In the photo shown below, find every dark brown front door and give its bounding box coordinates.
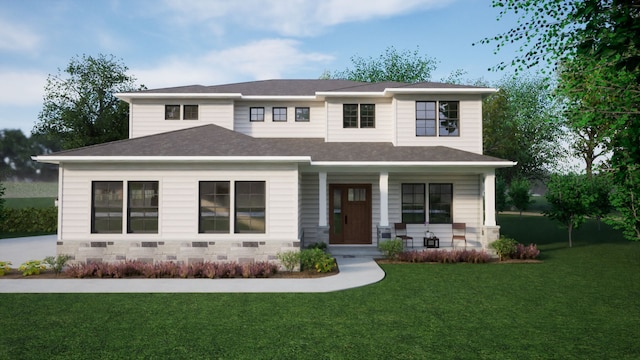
[329,184,372,244]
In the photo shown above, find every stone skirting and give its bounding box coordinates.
[57,239,301,266]
[482,225,501,248]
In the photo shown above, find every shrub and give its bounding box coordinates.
[514,243,541,260]
[490,236,518,260]
[379,239,404,259]
[0,261,11,276]
[0,207,57,233]
[397,249,491,264]
[306,242,327,251]
[314,256,336,273]
[276,250,301,271]
[43,255,72,275]
[300,248,336,273]
[19,260,47,276]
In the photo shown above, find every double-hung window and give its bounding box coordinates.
[416,101,459,136]
[429,183,452,224]
[272,107,287,122]
[92,181,123,233]
[184,105,199,120]
[343,104,375,128]
[250,107,265,122]
[235,181,265,233]
[295,107,310,122]
[199,181,230,233]
[343,104,358,128]
[128,181,159,233]
[401,184,425,224]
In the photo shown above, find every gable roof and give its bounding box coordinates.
[36,124,513,167]
[117,79,497,101]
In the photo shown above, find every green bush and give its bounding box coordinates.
[19,260,47,276]
[489,236,518,260]
[44,255,72,275]
[0,261,11,276]
[0,207,57,233]
[305,242,327,251]
[300,248,336,273]
[379,238,404,259]
[276,250,301,271]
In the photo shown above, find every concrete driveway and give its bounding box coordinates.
[0,235,57,265]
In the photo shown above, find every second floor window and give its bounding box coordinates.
[165,105,180,120]
[343,104,375,128]
[416,101,459,137]
[273,107,287,122]
[184,105,199,120]
[295,107,310,122]
[250,107,265,122]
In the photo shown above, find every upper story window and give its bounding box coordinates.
[165,105,198,120]
[343,104,375,128]
[273,107,287,122]
[295,107,310,122]
[165,105,180,120]
[250,107,265,122]
[416,101,459,137]
[184,105,199,120]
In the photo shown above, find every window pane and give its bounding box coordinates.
[343,104,358,128]
[439,101,459,136]
[272,107,287,122]
[184,105,198,120]
[128,181,159,233]
[401,183,425,224]
[429,183,452,224]
[360,104,375,128]
[416,101,436,137]
[295,107,310,122]
[250,107,264,122]
[235,181,265,233]
[165,105,180,120]
[199,181,230,233]
[92,181,123,233]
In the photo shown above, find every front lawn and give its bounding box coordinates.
[1,215,638,359]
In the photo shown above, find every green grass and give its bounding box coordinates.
[1,215,638,359]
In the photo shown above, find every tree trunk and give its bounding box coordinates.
[568,223,573,248]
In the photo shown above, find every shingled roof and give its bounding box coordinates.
[39,124,510,164]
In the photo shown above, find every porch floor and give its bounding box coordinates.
[328,241,483,257]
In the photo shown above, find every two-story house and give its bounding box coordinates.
[35,79,514,265]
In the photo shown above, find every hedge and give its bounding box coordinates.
[0,207,57,233]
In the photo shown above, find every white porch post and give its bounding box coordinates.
[484,171,497,226]
[318,172,327,227]
[379,171,389,226]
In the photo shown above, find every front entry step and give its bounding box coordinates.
[328,245,382,257]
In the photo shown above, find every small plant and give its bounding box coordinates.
[19,260,47,276]
[379,239,404,259]
[306,242,327,251]
[314,256,336,273]
[0,261,11,276]
[490,236,518,260]
[300,248,336,273]
[277,250,301,271]
[514,243,541,260]
[43,254,72,275]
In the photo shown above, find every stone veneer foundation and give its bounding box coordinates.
[56,239,301,265]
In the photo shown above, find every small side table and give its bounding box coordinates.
[424,235,440,248]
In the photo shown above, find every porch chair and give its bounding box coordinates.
[394,223,414,248]
[451,222,467,247]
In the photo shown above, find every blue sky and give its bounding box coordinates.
[0,0,522,135]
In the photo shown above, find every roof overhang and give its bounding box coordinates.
[115,93,243,102]
[384,88,498,98]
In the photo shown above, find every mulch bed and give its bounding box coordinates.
[375,258,542,265]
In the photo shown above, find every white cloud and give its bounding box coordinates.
[0,17,41,53]
[0,69,47,106]
[162,0,452,36]
[133,38,334,88]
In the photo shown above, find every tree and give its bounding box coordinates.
[607,166,640,241]
[0,129,60,181]
[478,0,640,240]
[544,173,593,247]
[324,46,438,83]
[507,178,532,216]
[33,54,145,149]
[483,75,564,183]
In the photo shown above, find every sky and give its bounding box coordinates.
[0,0,524,136]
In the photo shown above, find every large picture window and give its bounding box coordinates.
[429,183,452,224]
[128,181,159,233]
[401,184,425,224]
[235,181,265,233]
[199,181,230,233]
[416,101,459,137]
[92,181,123,233]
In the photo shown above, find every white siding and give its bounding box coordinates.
[300,173,319,243]
[326,98,393,142]
[129,99,234,138]
[233,101,325,138]
[389,173,483,244]
[58,163,299,242]
[395,94,483,153]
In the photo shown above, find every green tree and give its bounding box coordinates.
[495,176,508,212]
[507,178,531,216]
[483,75,564,183]
[606,166,640,241]
[544,173,593,247]
[33,54,145,149]
[324,46,438,83]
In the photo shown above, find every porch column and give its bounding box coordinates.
[318,172,327,227]
[483,171,496,226]
[379,171,389,226]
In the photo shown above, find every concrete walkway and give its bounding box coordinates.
[0,236,385,293]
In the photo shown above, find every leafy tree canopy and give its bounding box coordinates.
[33,54,145,149]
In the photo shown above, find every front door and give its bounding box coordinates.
[329,184,372,244]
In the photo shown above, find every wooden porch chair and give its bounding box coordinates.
[394,223,414,248]
[451,222,467,247]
